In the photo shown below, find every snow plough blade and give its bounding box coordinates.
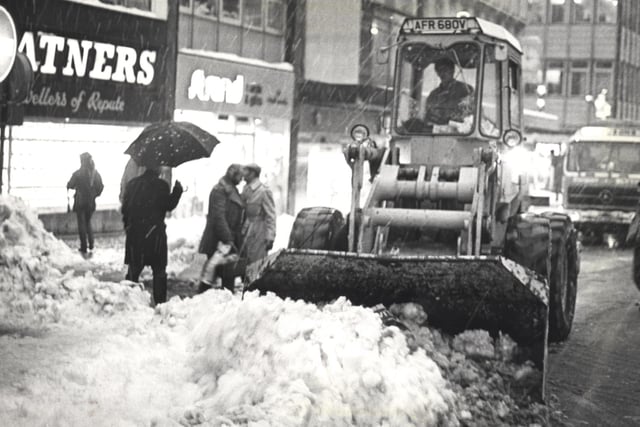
[246,249,549,398]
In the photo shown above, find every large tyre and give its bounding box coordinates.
[633,245,640,291]
[542,212,578,342]
[504,214,551,276]
[288,207,345,250]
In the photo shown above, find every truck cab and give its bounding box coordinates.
[562,125,640,245]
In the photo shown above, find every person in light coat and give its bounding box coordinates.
[241,163,276,264]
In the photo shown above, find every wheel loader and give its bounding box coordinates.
[245,17,579,400]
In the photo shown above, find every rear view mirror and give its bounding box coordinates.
[495,42,508,61]
[376,46,390,64]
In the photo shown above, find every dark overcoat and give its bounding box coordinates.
[198,177,245,257]
[67,168,104,212]
[122,170,182,268]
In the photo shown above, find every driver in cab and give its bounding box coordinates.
[424,58,474,125]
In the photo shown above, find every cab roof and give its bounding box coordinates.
[400,17,522,53]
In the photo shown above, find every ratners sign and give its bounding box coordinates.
[176,50,294,120]
[2,0,173,123]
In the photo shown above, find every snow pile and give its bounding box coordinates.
[391,303,548,426]
[0,196,148,330]
[158,291,461,426]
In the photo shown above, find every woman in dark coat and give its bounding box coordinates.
[67,152,104,256]
[198,164,245,291]
[121,167,183,305]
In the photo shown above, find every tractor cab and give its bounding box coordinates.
[392,17,524,166]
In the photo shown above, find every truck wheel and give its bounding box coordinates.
[288,207,345,250]
[504,214,551,276]
[633,245,640,290]
[542,213,578,342]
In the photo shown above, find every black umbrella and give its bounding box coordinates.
[124,121,220,168]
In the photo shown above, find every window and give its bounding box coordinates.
[572,0,594,22]
[570,61,588,96]
[480,48,501,138]
[594,60,613,95]
[509,61,521,129]
[243,0,262,28]
[395,42,479,135]
[527,0,547,23]
[194,0,217,17]
[266,0,284,32]
[550,0,567,23]
[546,61,565,95]
[596,0,617,23]
[180,0,191,9]
[221,0,240,20]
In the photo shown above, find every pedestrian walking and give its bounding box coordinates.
[198,164,245,292]
[241,163,276,264]
[66,152,104,257]
[121,166,183,305]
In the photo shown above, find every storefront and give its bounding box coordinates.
[173,49,294,216]
[2,0,175,215]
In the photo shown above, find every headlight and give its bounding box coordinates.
[503,129,523,148]
[350,124,370,142]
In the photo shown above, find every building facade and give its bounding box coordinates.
[175,0,292,216]
[3,0,177,221]
[292,0,528,212]
[521,0,620,134]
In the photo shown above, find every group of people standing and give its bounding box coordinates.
[66,154,276,306]
[197,163,277,293]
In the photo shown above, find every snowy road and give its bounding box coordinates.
[548,247,640,427]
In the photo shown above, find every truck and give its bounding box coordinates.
[245,16,579,399]
[561,125,640,246]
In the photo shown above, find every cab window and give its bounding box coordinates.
[480,46,501,138]
[509,60,521,129]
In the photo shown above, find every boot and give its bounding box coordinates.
[153,273,167,305]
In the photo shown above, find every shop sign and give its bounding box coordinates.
[2,0,171,123]
[177,52,293,120]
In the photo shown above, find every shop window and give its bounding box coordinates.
[527,0,547,23]
[546,61,565,95]
[509,60,521,128]
[266,0,284,32]
[194,0,218,17]
[569,61,588,96]
[243,0,262,28]
[222,0,240,21]
[572,0,594,22]
[596,0,617,23]
[550,0,567,23]
[594,60,613,94]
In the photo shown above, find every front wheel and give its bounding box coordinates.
[633,246,640,291]
[542,213,578,342]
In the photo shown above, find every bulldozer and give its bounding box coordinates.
[245,17,579,399]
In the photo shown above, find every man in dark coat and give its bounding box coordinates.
[67,152,104,256]
[424,58,475,125]
[198,164,245,292]
[122,167,183,305]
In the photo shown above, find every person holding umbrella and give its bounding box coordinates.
[121,166,183,305]
[123,120,220,304]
